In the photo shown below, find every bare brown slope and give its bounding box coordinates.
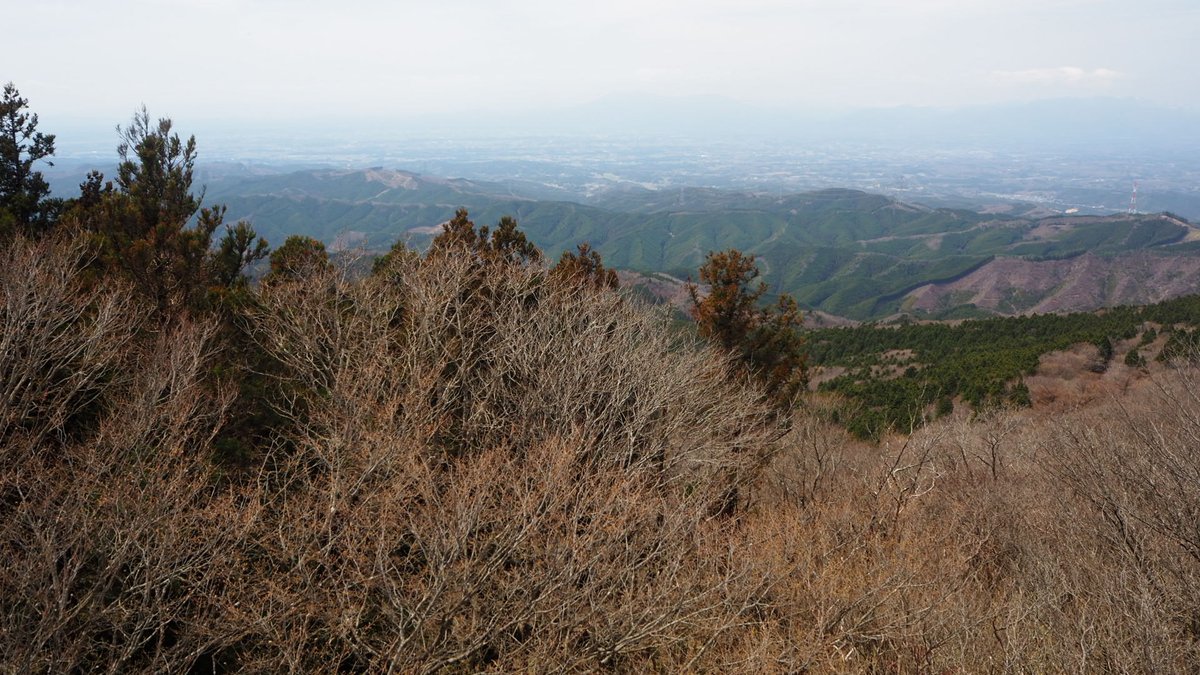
[905,251,1200,315]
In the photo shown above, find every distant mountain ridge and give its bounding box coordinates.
[206,167,1200,320]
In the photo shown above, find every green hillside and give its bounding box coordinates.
[808,293,1200,438]
[209,168,1198,319]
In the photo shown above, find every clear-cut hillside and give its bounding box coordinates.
[904,250,1200,316]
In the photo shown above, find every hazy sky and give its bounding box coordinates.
[9,0,1199,126]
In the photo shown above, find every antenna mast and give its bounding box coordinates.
[1128,180,1138,214]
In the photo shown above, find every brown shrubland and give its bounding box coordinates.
[3,235,1200,672]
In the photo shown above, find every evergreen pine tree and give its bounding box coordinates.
[0,82,60,238]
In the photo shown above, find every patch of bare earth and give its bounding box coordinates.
[906,252,1200,316]
[803,310,858,328]
[806,365,846,390]
[617,270,697,314]
[362,168,419,190]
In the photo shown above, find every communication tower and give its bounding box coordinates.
[1128,180,1138,214]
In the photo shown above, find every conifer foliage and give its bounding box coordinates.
[264,234,329,284]
[550,242,619,290]
[689,249,807,408]
[60,107,267,316]
[428,207,541,264]
[0,82,60,238]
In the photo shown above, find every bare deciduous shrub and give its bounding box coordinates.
[228,255,783,669]
[762,399,850,508]
[252,255,781,484]
[1044,356,1200,671]
[8,235,1200,672]
[1,317,244,671]
[734,424,987,672]
[222,433,772,672]
[740,387,1200,673]
[0,236,140,452]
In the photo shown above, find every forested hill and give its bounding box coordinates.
[204,167,1200,320]
[806,292,1200,439]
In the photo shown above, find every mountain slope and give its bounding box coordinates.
[904,250,1200,316]
[208,167,1200,320]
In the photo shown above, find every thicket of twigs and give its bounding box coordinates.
[3,234,1200,672]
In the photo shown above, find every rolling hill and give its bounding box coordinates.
[206,167,1200,320]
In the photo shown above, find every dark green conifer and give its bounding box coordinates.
[0,82,60,238]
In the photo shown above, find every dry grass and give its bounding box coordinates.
[728,371,1200,673]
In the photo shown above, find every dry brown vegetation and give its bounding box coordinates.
[4,234,1200,672]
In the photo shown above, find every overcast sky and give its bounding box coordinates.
[9,0,1199,127]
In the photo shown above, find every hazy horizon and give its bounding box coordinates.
[11,0,1199,137]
